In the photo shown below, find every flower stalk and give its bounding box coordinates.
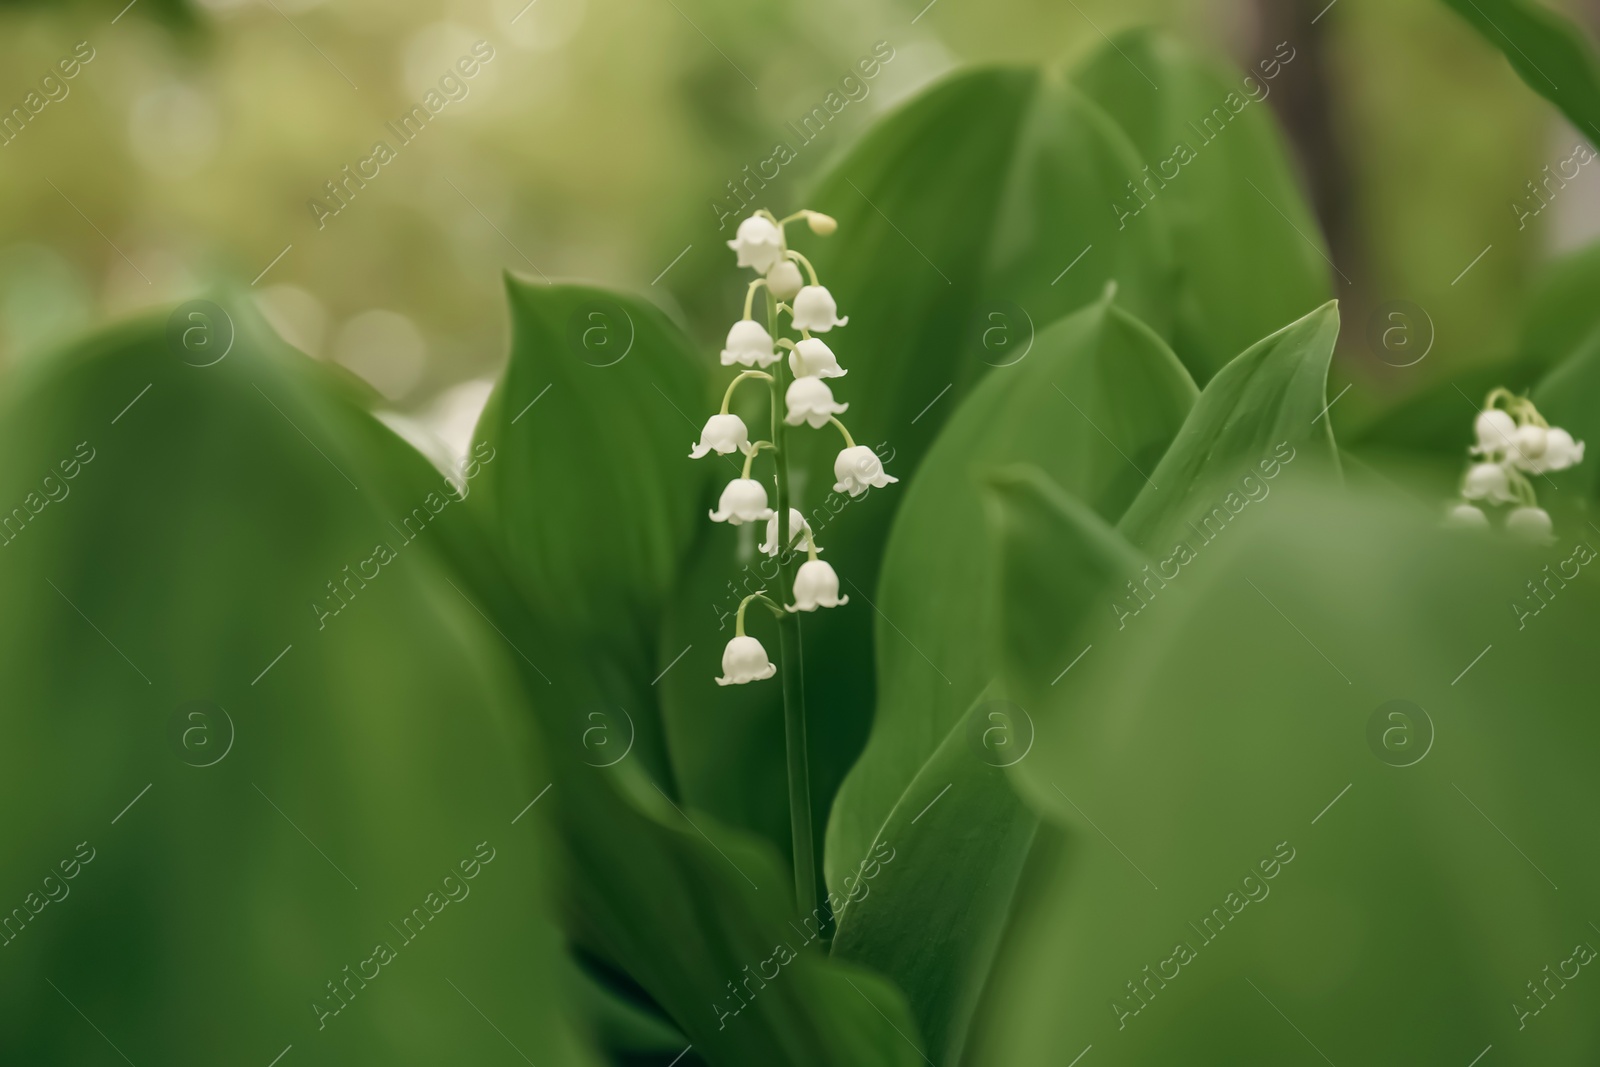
[700,207,893,925]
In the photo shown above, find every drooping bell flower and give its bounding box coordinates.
[710,478,775,525]
[1506,505,1554,543]
[791,285,848,332]
[789,336,846,379]
[717,635,777,685]
[833,444,897,497]
[721,320,778,368]
[726,215,783,273]
[690,413,750,459]
[785,376,848,429]
[760,508,812,557]
[787,560,848,611]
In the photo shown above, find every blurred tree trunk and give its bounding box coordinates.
[1251,0,1366,303]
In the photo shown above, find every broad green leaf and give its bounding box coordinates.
[973,482,1600,1065]
[826,299,1193,1061]
[830,467,1151,1065]
[0,300,593,1065]
[1073,28,1334,384]
[1117,300,1342,551]
[1521,240,1600,375]
[658,65,1179,867]
[461,281,928,1066]
[1439,0,1600,143]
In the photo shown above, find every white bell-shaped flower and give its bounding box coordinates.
[717,635,776,685]
[690,413,750,459]
[766,259,804,301]
[760,508,812,557]
[789,337,847,379]
[791,285,849,332]
[726,215,783,273]
[785,376,848,429]
[1506,506,1554,543]
[1461,462,1515,503]
[1443,503,1489,530]
[1529,427,1585,473]
[710,478,775,525]
[833,445,898,497]
[721,319,779,368]
[1508,424,1548,470]
[787,560,848,611]
[1472,408,1517,457]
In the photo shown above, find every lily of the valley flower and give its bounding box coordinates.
[710,478,774,525]
[1506,505,1555,543]
[1444,503,1489,530]
[791,285,849,332]
[1462,462,1515,503]
[690,413,750,458]
[785,376,848,428]
[718,635,777,685]
[787,559,848,611]
[726,215,784,273]
[767,259,804,301]
[1447,389,1584,538]
[834,444,897,497]
[760,508,812,557]
[722,319,779,368]
[789,336,846,379]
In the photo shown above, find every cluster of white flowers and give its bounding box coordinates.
[1446,389,1584,542]
[690,209,898,685]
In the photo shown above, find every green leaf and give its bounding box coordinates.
[825,298,1193,1061]
[1532,319,1600,502]
[1438,0,1600,142]
[461,281,929,1066]
[1116,300,1342,551]
[0,299,594,1065]
[1073,28,1334,384]
[973,481,1600,1064]
[829,466,1152,1064]
[658,64,1180,865]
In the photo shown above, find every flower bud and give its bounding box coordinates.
[766,259,804,301]
[804,210,837,235]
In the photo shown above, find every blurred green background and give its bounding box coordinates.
[0,0,1594,437]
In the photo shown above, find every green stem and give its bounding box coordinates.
[786,249,820,286]
[828,416,856,449]
[721,370,772,414]
[743,279,769,320]
[767,286,819,926]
